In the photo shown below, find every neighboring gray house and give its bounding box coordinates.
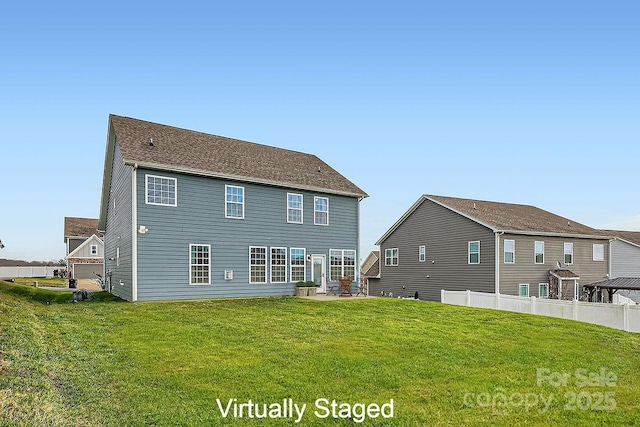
[64,217,104,279]
[604,230,640,278]
[98,115,367,301]
[371,195,611,302]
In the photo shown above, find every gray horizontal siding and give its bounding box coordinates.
[135,169,360,301]
[372,198,495,301]
[103,142,134,301]
[610,240,640,278]
[499,234,609,297]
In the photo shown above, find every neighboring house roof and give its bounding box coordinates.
[363,258,380,279]
[64,217,102,242]
[377,194,610,245]
[66,234,104,259]
[584,277,640,291]
[109,115,368,198]
[603,230,640,248]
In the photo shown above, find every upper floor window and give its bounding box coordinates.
[189,244,210,285]
[330,249,356,281]
[225,185,244,219]
[146,174,177,206]
[419,245,426,262]
[534,241,545,264]
[314,197,329,225]
[287,193,303,224]
[564,243,573,265]
[504,239,515,264]
[90,245,98,256]
[593,244,604,261]
[468,241,480,264]
[385,248,398,266]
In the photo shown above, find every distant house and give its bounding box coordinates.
[360,251,379,290]
[370,195,611,301]
[64,217,104,279]
[604,230,640,278]
[97,115,367,301]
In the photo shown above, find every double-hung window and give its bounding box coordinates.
[468,241,480,264]
[593,244,604,261]
[329,249,356,281]
[249,247,267,283]
[504,239,515,264]
[564,243,573,265]
[290,248,306,282]
[519,283,529,297]
[225,185,244,219]
[539,283,549,298]
[419,245,426,262]
[314,197,329,225]
[146,174,177,206]
[271,247,287,283]
[190,244,210,285]
[90,245,98,256]
[534,241,545,264]
[385,248,398,266]
[287,193,303,223]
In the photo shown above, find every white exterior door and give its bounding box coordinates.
[312,255,326,293]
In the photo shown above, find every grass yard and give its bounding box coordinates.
[12,277,67,288]
[1,280,639,426]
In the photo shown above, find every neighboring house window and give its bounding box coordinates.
[593,244,604,261]
[385,248,398,266]
[539,283,549,299]
[468,241,480,264]
[419,245,426,262]
[314,197,329,226]
[146,174,177,206]
[271,247,287,283]
[287,193,303,224]
[330,249,356,281]
[534,241,545,264]
[564,243,573,265]
[519,284,529,297]
[290,248,306,282]
[249,247,267,283]
[189,244,210,285]
[90,245,98,256]
[504,239,515,264]
[116,247,120,267]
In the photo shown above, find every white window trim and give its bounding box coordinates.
[225,184,245,219]
[145,174,177,207]
[534,241,545,264]
[539,283,549,299]
[287,193,304,224]
[249,246,268,284]
[314,196,329,226]
[385,248,398,266]
[504,239,515,264]
[468,241,480,264]
[189,244,211,286]
[419,245,426,262]
[270,247,288,284]
[290,248,306,282]
[90,245,98,256]
[593,244,605,261]
[564,242,574,265]
[330,249,357,281]
[519,283,530,297]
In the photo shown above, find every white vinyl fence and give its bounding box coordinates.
[0,266,60,279]
[441,289,640,333]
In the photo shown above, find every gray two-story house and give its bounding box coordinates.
[370,194,611,302]
[98,115,367,301]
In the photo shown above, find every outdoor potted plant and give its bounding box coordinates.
[306,281,317,296]
[295,281,309,297]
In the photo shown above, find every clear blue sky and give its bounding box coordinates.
[1,1,638,261]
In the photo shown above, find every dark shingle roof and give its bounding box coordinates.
[427,195,604,236]
[584,277,640,290]
[64,217,101,241]
[603,230,640,246]
[109,115,367,198]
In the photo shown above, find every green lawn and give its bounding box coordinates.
[1,280,639,426]
[12,277,67,288]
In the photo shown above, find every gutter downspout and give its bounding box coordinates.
[495,231,504,295]
[132,163,138,301]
